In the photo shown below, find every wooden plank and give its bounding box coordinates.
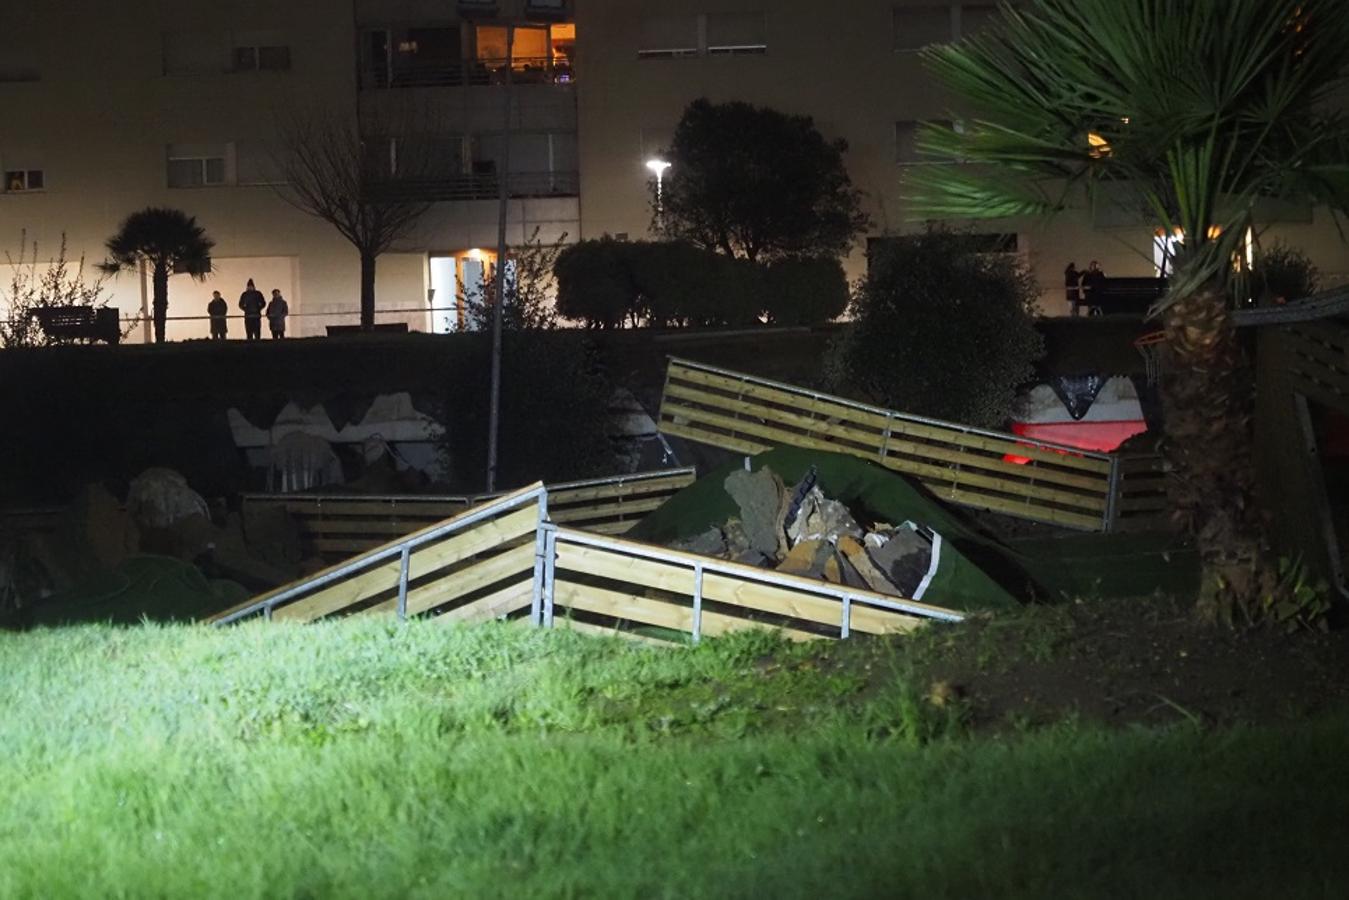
[698,572,921,636]
[930,481,1105,530]
[312,538,384,555]
[659,419,771,456]
[549,496,670,524]
[433,580,534,624]
[276,500,473,518]
[665,382,1109,492]
[554,542,925,636]
[298,519,444,536]
[666,363,1112,474]
[366,542,539,619]
[663,402,1108,513]
[552,580,822,642]
[549,474,697,505]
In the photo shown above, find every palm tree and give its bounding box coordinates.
[906,0,1349,622]
[100,208,214,344]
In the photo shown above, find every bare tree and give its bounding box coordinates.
[271,100,442,329]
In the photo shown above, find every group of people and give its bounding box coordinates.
[1064,260,1107,316]
[207,279,289,341]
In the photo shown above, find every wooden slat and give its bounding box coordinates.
[549,496,670,524]
[431,579,534,624]
[272,500,473,518]
[663,402,1107,513]
[554,543,924,636]
[664,382,1109,492]
[549,473,696,505]
[666,363,1112,474]
[363,542,538,619]
[552,580,822,642]
[298,519,443,536]
[660,419,770,456]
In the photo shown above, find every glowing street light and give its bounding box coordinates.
[646,158,671,219]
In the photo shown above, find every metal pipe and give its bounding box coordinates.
[530,493,549,626]
[485,22,515,494]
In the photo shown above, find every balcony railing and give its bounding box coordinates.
[372,170,579,202]
[362,56,574,90]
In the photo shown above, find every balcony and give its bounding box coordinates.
[372,170,579,202]
[361,55,574,90]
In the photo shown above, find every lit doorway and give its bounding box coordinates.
[427,249,500,333]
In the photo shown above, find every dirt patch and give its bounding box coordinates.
[887,595,1349,731]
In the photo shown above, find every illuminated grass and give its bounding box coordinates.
[1,620,1346,898]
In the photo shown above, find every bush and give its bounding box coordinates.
[763,258,850,326]
[1253,242,1319,305]
[828,229,1044,428]
[554,238,640,329]
[554,240,848,329]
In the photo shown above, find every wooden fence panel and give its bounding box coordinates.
[657,358,1115,531]
[242,468,697,561]
[1287,323,1349,414]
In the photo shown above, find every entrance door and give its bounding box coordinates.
[428,255,458,333]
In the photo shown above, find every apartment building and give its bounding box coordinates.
[0,0,578,340]
[2,1,1345,342]
[574,0,1349,309]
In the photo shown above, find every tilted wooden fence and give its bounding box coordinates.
[657,358,1120,531]
[210,482,964,642]
[240,468,697,561]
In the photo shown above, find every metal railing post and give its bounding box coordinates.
[542,528,558,628]
[530,493,550,627]
[395,545,411,621]
[691,563,705,645]
[840,594,853,639]
[1104,455,1123,532]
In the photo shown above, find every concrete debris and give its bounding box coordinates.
[678,464,940,602]
[723,467,788,558]
[127,468,211,530]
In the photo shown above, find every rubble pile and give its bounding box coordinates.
[671,465,937,599]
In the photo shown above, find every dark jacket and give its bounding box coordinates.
[266,296,289,322]
[208,297,227,318]
[239,289,265,316]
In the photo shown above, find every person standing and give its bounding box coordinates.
[239,279,265,341]
[1081,260,1107,315]
[266,289,289,339]
[207,290,228,340]
[1064,262,1082,316]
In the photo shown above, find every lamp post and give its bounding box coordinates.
[646,158,671,224]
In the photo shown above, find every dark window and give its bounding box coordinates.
[4,170,44,191]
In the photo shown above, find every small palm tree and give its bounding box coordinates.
[100,208,214,343]
[906,0,1349,622]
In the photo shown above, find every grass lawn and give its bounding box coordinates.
[3,615,1349,899]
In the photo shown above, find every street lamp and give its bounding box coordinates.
[646,158,671,220]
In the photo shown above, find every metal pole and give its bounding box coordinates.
[542,528,558,627]
[530,497,550,627]
[840,594,853,639]
[485,22,515,493]
[691,562,705,645]
[396,544,411,621]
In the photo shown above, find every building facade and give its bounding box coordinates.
[1,0,1345,343]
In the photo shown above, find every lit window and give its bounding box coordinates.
[4,169,44,192]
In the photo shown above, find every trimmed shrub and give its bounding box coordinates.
[554,238,638,328]
[828,229,1044,428]
[1254,242,1319,305]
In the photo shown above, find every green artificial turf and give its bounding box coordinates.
[1,619,1346,899]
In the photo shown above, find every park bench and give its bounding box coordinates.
[32,306,121,345]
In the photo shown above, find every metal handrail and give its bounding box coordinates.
[542,524,966,641]
[212,483,547,625]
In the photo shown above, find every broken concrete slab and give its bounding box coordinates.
[777,538,831,578]
[837,535,903,595]
[786,487,863,547]
[724,467,788,558]
[671,526,727,558]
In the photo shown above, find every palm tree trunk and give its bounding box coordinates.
[152,261,169,344]
[1160,282,1272,622]
[359,253,377,329]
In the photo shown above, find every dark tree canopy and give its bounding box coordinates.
[100,207,214,344]
[657,99,869,262]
